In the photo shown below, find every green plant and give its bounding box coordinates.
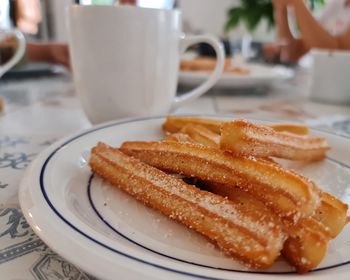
[225,0,325,32]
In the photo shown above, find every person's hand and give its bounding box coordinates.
[263,38,307,64]
[48,43,70,69]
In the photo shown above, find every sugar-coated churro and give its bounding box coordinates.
[163,116,222,134]
[271,124,309,135]
[314,192,350,238]
[173,125,347,238]
[120,141,321,220]
[206,183,332,273]
[220,119,329,161]
[283,217,331,273]
[90,142,286,269]
[179,124,220,148]
[163,116,310,135]
[165,132,197,144]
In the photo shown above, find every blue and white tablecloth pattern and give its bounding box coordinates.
[0,135,96,280]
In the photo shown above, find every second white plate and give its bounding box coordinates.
[179,64,294,88]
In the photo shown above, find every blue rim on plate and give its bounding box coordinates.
[38,116,350,279]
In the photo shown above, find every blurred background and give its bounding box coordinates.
[1,0,345,89]
[0,0,330,64]
[0,0,284,44]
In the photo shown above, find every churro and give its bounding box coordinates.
[163,116,222,134]
[90,142,286,269]
[120,141,321,220]
[220,119,329,161]
[271,124,309,135]
[283,217,331,273]
[165,132,196,144]
[163,116,310,135]
[174,125,347,238]
[314,192,350,238]
[206,183,332,273]
[179,124,220,148]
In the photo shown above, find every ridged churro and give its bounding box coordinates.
[314,192,349,238]
[169,125,347,238]
[163,116,222,134]
[179,124,220,147]
[89,142,286,269]
[163,116,310,135]
[220,119,329,161]
[271,124,309,135]
[283,217,331,273]
[165,132,197,144]
[206,183,332,273]
[120,141,321,220]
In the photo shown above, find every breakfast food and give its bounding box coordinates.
[180,57,250,75]
[314,192,350,238]
[206,183,332,273]
[283,217,331,273]
[163,116,310,135]
[163,116,222,134]
[90,142,286,268]
[220,119,329,161]
[165,132,196,144]
[271,123,309,135]
[120,141,321,220]
[177,124,219,147]
[170,119,348,237]
[88,116,349,273]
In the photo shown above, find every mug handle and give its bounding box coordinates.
[171,34,225,110]
[0,30,26,78]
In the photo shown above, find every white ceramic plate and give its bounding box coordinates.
[179,65,294,88]
[19,116,350,280]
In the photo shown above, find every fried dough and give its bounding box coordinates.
[220,119,329,161]
[90,142,286,268]
[314,192,349,238]
[163,116,310,135]
[179,124,220,147]
[206,184,331,273]
[120,141,321,220]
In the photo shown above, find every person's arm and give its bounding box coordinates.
[16,0,42,34]
[26,42,70,68]
[290,0,338,49]
[273,0,294,40]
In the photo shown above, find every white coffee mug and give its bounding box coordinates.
[309,49,350,104]
[0,29,26,78]
[69,5,225,124]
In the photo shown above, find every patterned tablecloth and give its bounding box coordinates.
[0,76,350,280]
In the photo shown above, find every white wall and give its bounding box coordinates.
[49,0,73,42]
[178,0,238,36]
[178,0,275,42]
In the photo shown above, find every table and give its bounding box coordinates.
[1,74,350,279]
